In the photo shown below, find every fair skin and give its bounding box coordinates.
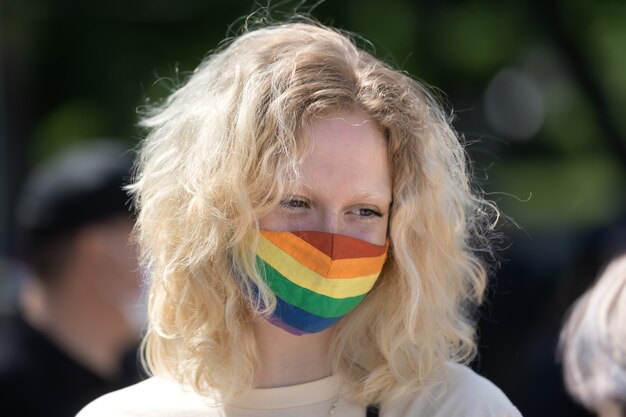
[255,109,392,388]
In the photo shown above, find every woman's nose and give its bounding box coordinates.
[319,211,340,235]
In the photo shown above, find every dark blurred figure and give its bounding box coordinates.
[477,214,626,417]
[0,141,145,417]
[559,254,626,417]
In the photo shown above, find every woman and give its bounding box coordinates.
[559,254,626,417]
[79,20,521,417]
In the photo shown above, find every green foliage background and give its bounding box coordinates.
[2,1,625,415]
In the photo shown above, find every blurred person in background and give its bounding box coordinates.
[559,254,626,417]
[0,141,145,417]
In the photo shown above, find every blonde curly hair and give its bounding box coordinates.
[560,254,626,413]
[129,20,497,404]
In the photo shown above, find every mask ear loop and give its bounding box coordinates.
[385,199,394,254]
[384,124,393,243]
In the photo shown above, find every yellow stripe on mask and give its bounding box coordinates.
[257,236,381,298]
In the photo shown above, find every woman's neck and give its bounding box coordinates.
[253,319,334,388]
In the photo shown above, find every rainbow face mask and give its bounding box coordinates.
[254,230,388,335]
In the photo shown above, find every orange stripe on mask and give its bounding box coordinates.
[260,231,387,279]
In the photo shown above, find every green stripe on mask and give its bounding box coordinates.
[256,257,367,318]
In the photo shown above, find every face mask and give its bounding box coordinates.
[254,230,388,335]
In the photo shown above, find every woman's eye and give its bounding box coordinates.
[280,199,309,209]
[352,208,382,218]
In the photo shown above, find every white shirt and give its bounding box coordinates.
[78,363,522,417]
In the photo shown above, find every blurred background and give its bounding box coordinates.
[1,0,625,416]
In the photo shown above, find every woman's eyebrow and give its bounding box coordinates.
[351,191,393,204]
